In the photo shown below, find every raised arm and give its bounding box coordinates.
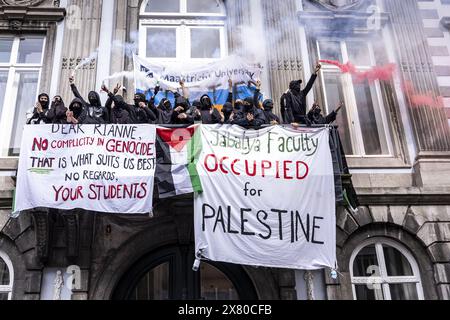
[302,62,321,96]
[227,79,233,103]
[69,76,88,105]
[253,80,262,108]
[180,80,190,99]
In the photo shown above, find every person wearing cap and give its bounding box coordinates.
[280,62,322,125]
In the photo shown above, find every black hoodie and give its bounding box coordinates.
[199,94,222,124]
[280,74,317,124]
[307,107,337,125]
[68,97,88,124]
[262,99,280,124]
[105,93,133,124]
[27,93,51,125]
[46,97,68,124]
[232,97,266,127]
[171,95,194,125]
[132,93,157,124]
[222,102,233,124]
[149,98,173,124]
[71,84,109,124]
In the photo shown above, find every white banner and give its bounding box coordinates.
[14,124,156,214]
[134,55,262,105]
[194,125,336,270]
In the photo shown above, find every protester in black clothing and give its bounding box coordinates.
[251,80,280,125]
[144,84,174,125]
[101,83,133,124]
[132,93,157,124]
[222,102,234,124]
[171,95,194,125]
[307,101,344,125]
[27,93,51,124]
[46,96,68,124]
[232,96,266,127]
[233,99,244,114]
[280,62,322,125]
[187,99,202,122]
[65,98,87,124]
[222,78,237,124]
[197,94,222,124]
[70,76,109,124]
[151,97,173,124]
[262,99,280,125]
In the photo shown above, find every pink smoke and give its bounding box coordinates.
[319,59,397,83]
[402,81,444,109]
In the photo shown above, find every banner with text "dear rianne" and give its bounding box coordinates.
[194,125,336,270]
[14,124,156,215]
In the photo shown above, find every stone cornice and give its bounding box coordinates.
[356,187,450,205]
[0,5,65,23]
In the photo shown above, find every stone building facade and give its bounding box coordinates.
[1,0,450,300]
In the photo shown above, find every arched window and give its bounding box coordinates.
[139,0,227,63]
[129,261,239,300]
[350,238,424,300]
[0,251,13,300]
[112,246,257,300]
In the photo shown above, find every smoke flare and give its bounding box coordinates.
[319,59,396,83]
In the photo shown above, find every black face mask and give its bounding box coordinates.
[264,103,274,111]
[71,104,82,117]
[201,97,211,109]
[88,93,98,106]
[39,98,49,109]
[163,101,171,110]
[313,106,322,115]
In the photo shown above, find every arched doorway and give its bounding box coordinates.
[112,245,258,300]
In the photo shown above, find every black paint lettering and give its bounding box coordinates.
[202,204,216,232]
[312,216,325,245]
[240,208,255,236]
[226,205,239,234]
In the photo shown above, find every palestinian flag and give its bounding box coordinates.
[156,125,203,198]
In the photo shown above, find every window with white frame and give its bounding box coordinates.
[0,36,45,157]
[139,0,227,63]
[350,238,424,300]
[0,251,14,300]
[317,39,393,156]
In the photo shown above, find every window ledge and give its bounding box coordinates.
[347,156,410,169]
[0,158,18,171]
